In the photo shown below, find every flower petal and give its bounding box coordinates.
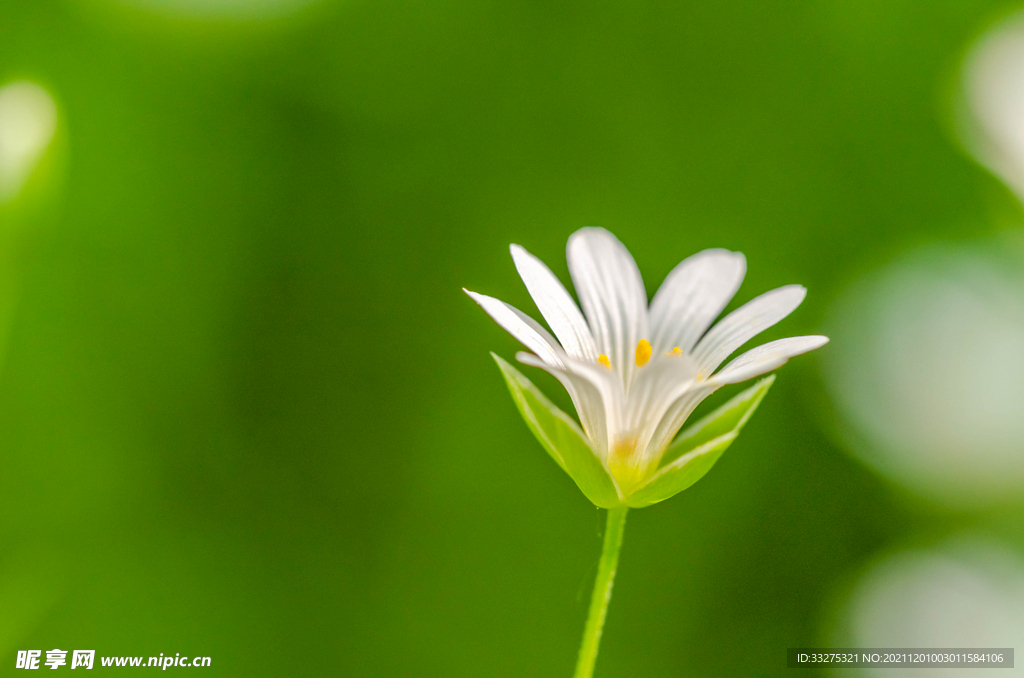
[625,376,774,507]
[658,375,774,468]
[567,227,649,390]
[649,249,746,354]
[622,353,700,466]
[510,244,599,362]
[493,354,622,508]
[517,351,623,456]
[640,382,718,462]
[464,289,564,368]
[709,335,828,385]
[692,284,807,377]
[625,353,699,431]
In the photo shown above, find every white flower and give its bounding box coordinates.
[466,227,827,500]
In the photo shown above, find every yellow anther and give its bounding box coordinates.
[597,354,611,369]
[664,347,683,356]
[635,339,652,367]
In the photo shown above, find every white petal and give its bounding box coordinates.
[642,383,718,459]
[710,335,829,385]
[640,335,827,461]
[464,289,565,368]
[510,244,599,362]
[517,351,624,456]
[567,227,649,390]
[649,249,746,354]
[624,354,704,466]
[692,284,807,376]
[624,352,699,440]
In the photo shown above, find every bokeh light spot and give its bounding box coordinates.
[823,242,1024,507]
[962,11,1024,200]
[0,81,57,204]
[834,538,1024,677]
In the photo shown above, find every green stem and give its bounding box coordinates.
[573,506,629,678]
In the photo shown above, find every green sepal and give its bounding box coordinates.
[624,375,774,508]
[492,353,622,508]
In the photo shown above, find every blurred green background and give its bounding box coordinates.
[2,0,1024,676]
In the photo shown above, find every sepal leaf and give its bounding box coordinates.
[492,353,622,508]
[624,376,774,508]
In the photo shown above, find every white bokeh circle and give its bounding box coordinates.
[823,242,1024,507]
[834,538,1024,677]
[0,81,57,204]
[963,11,1024,199]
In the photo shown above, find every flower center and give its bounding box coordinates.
[597,354,611,369]
[608,435,645,493]
[635,339,652,367]
[664,346,683,356]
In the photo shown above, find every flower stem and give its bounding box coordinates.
[573,505,629,678]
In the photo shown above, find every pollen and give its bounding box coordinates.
[635,339,652,367]
[597,354,611,369]
[664,346,683,356]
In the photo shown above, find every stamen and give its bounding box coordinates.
[635,339,652,367]
[664,347,683,356]
[597,354,611,369]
